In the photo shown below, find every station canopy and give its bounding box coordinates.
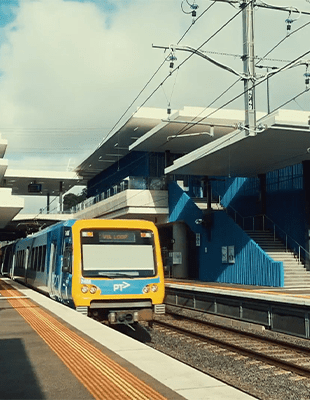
[75,106,250,179]
[3,169,83,196]
[165,109,310,177]
[76,106,310,180]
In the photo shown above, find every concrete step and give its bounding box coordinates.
[285,268,309,271]
[284,277,310,281]
[284,275,310,279]
[244,229,310,287]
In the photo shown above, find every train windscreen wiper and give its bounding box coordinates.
[109,273,136,278]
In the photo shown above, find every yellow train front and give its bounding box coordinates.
[69,219,165,325]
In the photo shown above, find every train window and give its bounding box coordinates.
[32,248,37,271]
[81,229,156,278]
[38,247,42,271]
[30,248,34,270]
[62,243,72,274]
[17,250,25,268]
[33,247,38,271]
[41,245,47,272]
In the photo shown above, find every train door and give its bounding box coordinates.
[10,253,16,279]
[48,242,57,299]
[25,248,29,274]
[60,227,73,304]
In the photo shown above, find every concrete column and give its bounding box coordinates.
[165,150,172,168]
[47,193,50,214]
[202,176,212,209]
[303,161,310,269]
[59,182,63,213]
[172,222,188,278]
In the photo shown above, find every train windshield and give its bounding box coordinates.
[81,229,156,278]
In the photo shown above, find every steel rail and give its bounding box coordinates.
[154,316,310,378]
[165,309,310,354]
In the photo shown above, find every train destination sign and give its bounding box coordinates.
[99,231,136,243]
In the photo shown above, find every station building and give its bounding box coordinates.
[72,106,310,288]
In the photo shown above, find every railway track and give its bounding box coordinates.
[154,309,310,379]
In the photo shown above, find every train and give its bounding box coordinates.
[0,219,165,327]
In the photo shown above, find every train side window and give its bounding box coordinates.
[28,249,32,270]
[41,245,47,272]
[21,251,24,267]
[16,251,20,268]
[63,244,72,274]
[37,247,42,271]
[31,248,35,270]
[34,247,38,271]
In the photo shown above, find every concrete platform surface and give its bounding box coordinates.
[1,278,257,400]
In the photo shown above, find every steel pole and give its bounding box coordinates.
[241,0,256,136]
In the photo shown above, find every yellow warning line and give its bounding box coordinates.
[0,280,167,400]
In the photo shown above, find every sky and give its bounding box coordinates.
[0,0,309,212]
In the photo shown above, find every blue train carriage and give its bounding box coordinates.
[8,219,165,326]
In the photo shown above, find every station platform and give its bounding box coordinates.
[165,279,310,338]
[0,277,255,400]
[165,278,310,305]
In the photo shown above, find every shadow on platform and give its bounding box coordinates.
[0,338,45,399]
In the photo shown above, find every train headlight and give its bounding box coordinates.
[81,285,89,293]
[89,286,97,294]
[151,284,158,292]
[142,286,150,294]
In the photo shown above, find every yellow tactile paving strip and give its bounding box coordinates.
[0,280,167,400]
[166,279,310,299]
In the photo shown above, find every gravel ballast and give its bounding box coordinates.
[145,307,310,400]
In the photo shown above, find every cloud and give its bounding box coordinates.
[0,0,309,172]
[0,1,243,167]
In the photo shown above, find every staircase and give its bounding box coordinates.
[245,230,310,288]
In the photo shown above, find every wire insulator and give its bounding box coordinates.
[285,18,294,31]
[305,67,310,86]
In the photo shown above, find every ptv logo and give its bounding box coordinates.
[113,281,130,292]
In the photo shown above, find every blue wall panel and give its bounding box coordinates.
[202,212,284,286]
[168,182,284,287]
[266,190,306,252]
[211,164,307,254]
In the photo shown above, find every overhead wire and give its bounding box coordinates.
[177,1,216,44]
[30,1,310,215]
[99,1,217,146]
[75,3,253,186]
[33,6,310,219]
[118,1,250,132]
[256,19,310,67]
[161,49,310,145]
[74,2,264,190]
[269,87,310,114]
